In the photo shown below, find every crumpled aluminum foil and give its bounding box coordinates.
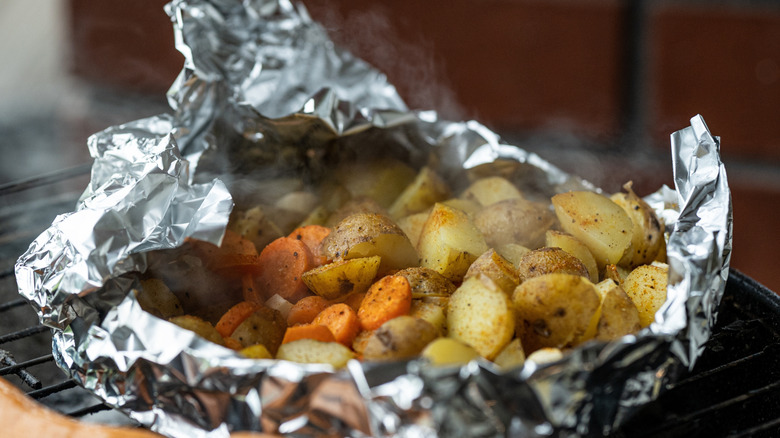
[15,0,731,437]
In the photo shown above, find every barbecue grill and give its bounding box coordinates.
[1,165,779,437]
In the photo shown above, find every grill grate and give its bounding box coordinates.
[0,168,779,436]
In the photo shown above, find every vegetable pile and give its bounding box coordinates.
[136,157,668,369]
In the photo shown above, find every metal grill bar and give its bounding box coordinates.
[0,325,48,344]
[0,354,53,376]
[0,163,91,196]
[27,380,78,399]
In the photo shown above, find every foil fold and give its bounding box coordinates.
[16,0,731,436]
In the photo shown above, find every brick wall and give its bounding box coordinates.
[68,0,780,293]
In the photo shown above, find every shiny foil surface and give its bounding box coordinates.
[15,1,731,437]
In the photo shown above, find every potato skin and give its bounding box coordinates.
[512,273,600,353]
[515,247,590,283]
[321,213,419,274]
[610,183,666,269]
[362,316,439,361]
[394,267,457,298]
[464,249,520,295]
[474,198,556,250]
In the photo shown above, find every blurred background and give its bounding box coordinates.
[1,0,779,293]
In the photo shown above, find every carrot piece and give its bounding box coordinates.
[222,336,243,350]
[313,303,360,346]
[341,292,367,313]
[282,324,336,344]
[215,301,262,338]
[255,236,315,303]
[288,225,331,266]
[189,230,262,275]
[357,275,413,331]
[287,295,331,326]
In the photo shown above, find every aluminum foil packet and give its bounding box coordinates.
[16,0,731,437]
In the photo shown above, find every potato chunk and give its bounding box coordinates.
[551,191,633,269]
[388,166,451,219]
[515,247,590,283]
[594,279,642,340]
[622,263,668,327]
[474,198,555,250]
[512,273,600,353]
[229,307,286,354]
[135,278,184,319]
[610,183,666,268]
[362,316,439,361]
[277,339,356,368]
[447,275,515,360]
[464,249,520,295]
[418,203,488,282]
[545,231,599,283]
[460,176,524,206]
[321,213,419,275]
[421,337,480,366]
[301,256,381,301]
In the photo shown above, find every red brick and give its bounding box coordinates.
[68,0,182,93]
[306,0,626,139]
[729,178,780,295]
[649,4,780,161]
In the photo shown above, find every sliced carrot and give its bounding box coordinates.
[189,230,262,275]
[255,236,315,303]
[357,275,412,331]
[312,303,360,346]
[288,225,331,266]
[341,292,367,313]
[281,324,336,344]
[215,301,262,338]
[287,295,330,326]
[222,336,243,351]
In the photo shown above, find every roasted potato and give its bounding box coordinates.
[135,278,184,319]
[474,198,556,249]
[512,273,600,353]
[409,299,447,335]
[464,249,520,295]
[277,339,356,368]
[594,279,642,341]
[388,166,451,219]
[321,213,419,275]
[417,203,489,282]
[610,183,666,268]
[622,262,668,327]
[439,198,482,218]
[228,205,284,252]
[460,176,524,206]
[334,158,417,209]
[494,243,531,267]
[396,212,429,248]
[420,337,480,366]
[447,275,515,360]
[229,307,286,354]
[492,338,526,369]
[394,267,457,298]
[169,315,225,346]
[551,191,633,269]
[545,230,599,283]
[361,316,439,361]
[301,256,381,300]
[515,247,590,283]
[324,196,387,228]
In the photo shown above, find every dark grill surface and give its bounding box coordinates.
[1,168,779,436]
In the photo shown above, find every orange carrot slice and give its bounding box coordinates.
[254,236,315,303]
[215,301,262,338]
[281,324,336,344]
[287,295,330,326]
[312,303,360,346]
[288,225,331,266]
[357,275,412,331]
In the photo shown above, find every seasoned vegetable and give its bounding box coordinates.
[418,203,488,282]
[361,316,439,361]
[551,191,633,269]
[357,275,413,331]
